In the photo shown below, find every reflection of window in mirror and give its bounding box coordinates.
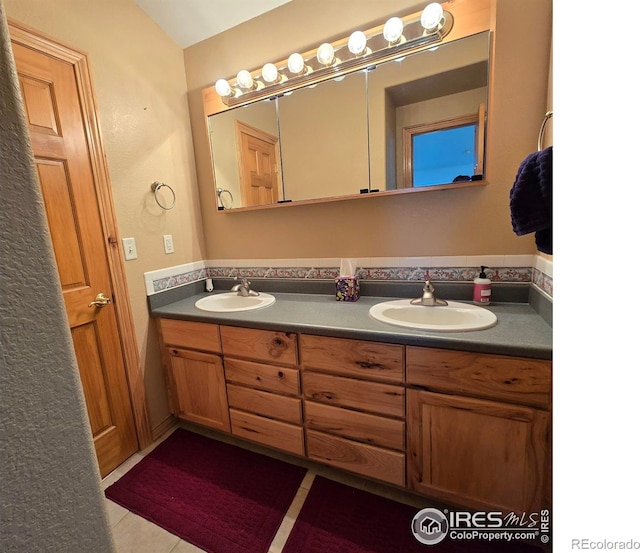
[402,104,485,188]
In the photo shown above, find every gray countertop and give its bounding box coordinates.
[151,290,552,360]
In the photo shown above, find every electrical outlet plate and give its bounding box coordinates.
[163,234,174,254]
[122,237,137,260]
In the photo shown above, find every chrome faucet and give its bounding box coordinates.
[230,277,259,297]
[410,279,448,307]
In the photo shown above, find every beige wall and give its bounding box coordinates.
[4,0,205,431]
[185,0,552,259]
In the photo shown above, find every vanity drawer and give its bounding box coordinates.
[301,334,403,382]
[305,401,404,451]
[228,384,303,424]
[229,409,304,456]
[303,371,405,418]
[406,347,552,409]
[224,357,300,395]
[221,326,298,366]
[158,318,221,353]
[306,430,405,487]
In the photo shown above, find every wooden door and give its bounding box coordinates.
[235,121,281,206]
[10,31,139,477]
[407,389,548,513]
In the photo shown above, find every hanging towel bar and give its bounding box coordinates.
[151,181,176,210]
[537,110,553,152]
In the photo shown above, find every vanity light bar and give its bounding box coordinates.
[214,2,452,107]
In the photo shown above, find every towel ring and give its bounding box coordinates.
[151,181,176,210]
[537,111,553,152]
[216,187,234,210]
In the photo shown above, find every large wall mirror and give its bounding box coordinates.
[368,31,489,193]
[208,98,281,209]
[278,70,369,203]
[207,31,490,211]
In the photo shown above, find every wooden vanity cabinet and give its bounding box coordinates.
[157,319,230,432]
[157,317,551,513]
[300,334,406,487]
[220,326,305,456]
[406,346,552,513]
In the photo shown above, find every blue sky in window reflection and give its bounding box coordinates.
[413,124,476,186]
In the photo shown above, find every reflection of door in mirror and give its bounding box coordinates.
[235,121,281,206]
[208,98,279,209]
[402,103,485,187]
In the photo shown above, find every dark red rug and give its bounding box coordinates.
[104,428,307,553]
[282,476,545,553]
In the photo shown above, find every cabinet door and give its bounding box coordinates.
[300,334,404,382]
[169,348,230,432]
[229,409,304,456]
[407,389,548,513]
[159,318,221,352]
[225,357,300,395]
[221,326,298,366]
[306,430,405,487]
[303,371,405,418]
[406,346,551,409]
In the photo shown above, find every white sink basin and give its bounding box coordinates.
[195,292,276,313]
[369,299,497,332]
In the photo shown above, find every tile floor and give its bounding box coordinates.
[101,422,429,553]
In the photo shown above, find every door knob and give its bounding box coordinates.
[89,293,111,307]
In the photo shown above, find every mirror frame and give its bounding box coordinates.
[202,0,492,212]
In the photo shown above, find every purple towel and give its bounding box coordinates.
[509,146,552,254]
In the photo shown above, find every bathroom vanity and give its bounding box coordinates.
[152,287,551,514]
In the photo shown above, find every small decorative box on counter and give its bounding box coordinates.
[335,276,360,301]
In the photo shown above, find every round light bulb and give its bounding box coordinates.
[348,31,367,55]
[261,63,279,83]
[421,2,444,32]
[214,78,232,97]
[316,43,335,66]
[236,70,254,90]
[383,17,404,43]
[287,53,305,75]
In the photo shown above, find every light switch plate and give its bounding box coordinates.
[122,237,137,260]
[163,234,174,254]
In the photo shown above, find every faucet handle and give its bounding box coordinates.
[232,276,255,296]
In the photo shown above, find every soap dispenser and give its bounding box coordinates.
[473,266,492,305]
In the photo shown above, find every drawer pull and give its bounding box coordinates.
[239,424,260,434]
[269,336,290,357]
[357,361,384,370]
[278,371,284,378]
